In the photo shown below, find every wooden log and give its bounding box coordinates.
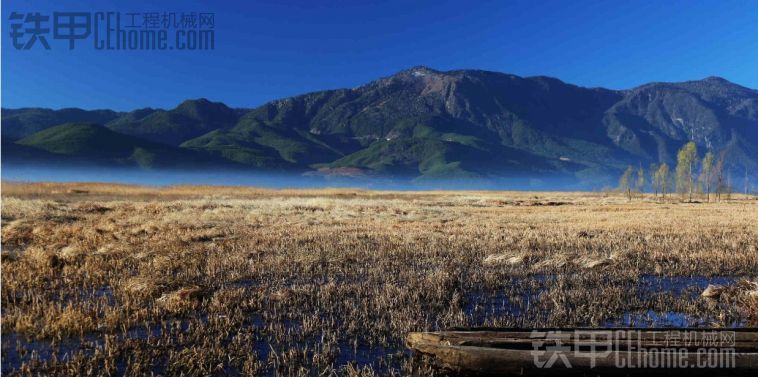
[407,329,758,375]
[411,329,758,351]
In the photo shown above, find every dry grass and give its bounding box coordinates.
[1,182,757,375]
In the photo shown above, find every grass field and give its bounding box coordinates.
[1,182,757,375]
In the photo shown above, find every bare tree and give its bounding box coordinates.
[654,163,671,200]
[700,152,714,202]
[746,167,750,197]
[650,163,659,198]
[713,152,727,202]
[636,165,646,199]
[619,166,634,201]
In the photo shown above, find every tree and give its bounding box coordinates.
[660,163,671,198]
[619,166,634,201]
[699,152,714,202]
[714,152,727,202]
[746,167,751,196]
[675,142,698,202]
[636,165,646,197]
[650,163,659,197]
[654,163,670,199]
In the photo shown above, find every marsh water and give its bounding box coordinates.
[1,274,745,374]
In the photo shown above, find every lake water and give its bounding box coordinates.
[1,164,598,191]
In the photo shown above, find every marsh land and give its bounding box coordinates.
[1,183,756,375]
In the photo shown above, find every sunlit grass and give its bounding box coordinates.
[1,182,756,375]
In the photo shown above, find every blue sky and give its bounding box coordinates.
[2,0,757,111]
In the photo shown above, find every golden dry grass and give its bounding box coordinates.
[1,182,757,375]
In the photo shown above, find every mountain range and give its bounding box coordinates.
[3,66,757,188]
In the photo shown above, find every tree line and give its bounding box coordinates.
[618,142,750,202]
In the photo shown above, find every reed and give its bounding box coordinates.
[1,182,756,375]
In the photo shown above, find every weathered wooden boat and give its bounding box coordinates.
[407,328,758,375]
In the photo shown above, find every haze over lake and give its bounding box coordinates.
[1,164,587,191]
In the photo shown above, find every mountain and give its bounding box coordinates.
[3,67,757,187]
[602,77,758,171]
[105,99,244,146]
[179,68,627,181]
[2,107,120,140]
[13,123,236,169]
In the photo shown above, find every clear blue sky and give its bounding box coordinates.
[2,0,757,111]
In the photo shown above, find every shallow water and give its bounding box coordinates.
[639,275,737,298]
[602,310,745,328]
[1,274,749,374]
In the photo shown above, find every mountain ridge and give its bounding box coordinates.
[3,67,756,188]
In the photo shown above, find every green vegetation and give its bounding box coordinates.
[180,130,285,167]
[16,123,228,169]
[2,108,119,140]
[105,99,240,146]
[18,123,143,157]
